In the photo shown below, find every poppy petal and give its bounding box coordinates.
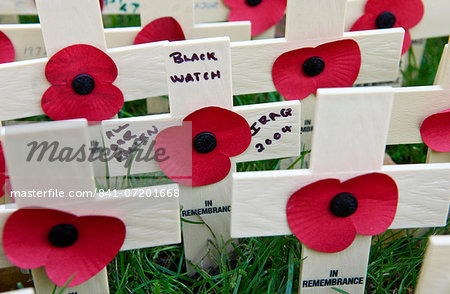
[155,122,233,186]
[342,173,398,236]
[155,107,250,186]
[41,83,124,122]
[272,40,361,100]
[0,31,15,63]
[45,44,118,85]
[154,124,193,186]
[350,13,378,31]
[224,0,286,36]
[287,179,357,253]
[184,107,251,157]
[0,143,6,198]
[365,0,424,29]
[2,209,75,269]
[45,216,125,287]
[420,109,450,152]
[134,17,186,45]
[401,29,412,55]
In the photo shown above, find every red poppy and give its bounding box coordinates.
[420,109,450,152]
[0,30,15,63]
[350,0,424,55]
[0,143,6,198]
[2,208,126,287]
[155,107,251,187]
[134,17,186,45]
[272,40,361,101]
[41,44,123,122]
[286,173,398,253]
[223,0,287,37]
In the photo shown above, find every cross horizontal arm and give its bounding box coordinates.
[388,86,450,145]
[0,184,181,265]
[102,100,301,176]
[231,28,404,95]
[0,41,167,121]
[230,163,450,238]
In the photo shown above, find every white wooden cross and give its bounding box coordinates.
[0,0,250,64]
[0,119,181,294]
[345,0,450,88]
[0,0,170,121]
[230,0,404,162]
[102,37,301,270]
[231,87,450,293]
[415,235,450,293]
[345,0,450,40]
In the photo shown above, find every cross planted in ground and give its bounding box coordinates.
[101,37,301,270]
[230,87,450,293]
[0,119,181,294]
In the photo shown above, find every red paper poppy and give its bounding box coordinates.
[155,107,251,187]
[420,109,450,152]
[350,0,424,55]
[41,44,123,122]
[286,173,398,253]
[2,208,126,287]
[134,17,186,45]
[272,40,361,100]
[0,31,15,63]
[0,143,6,198]
[223,0,287,37]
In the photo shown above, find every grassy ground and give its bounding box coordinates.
[18,15,450,294]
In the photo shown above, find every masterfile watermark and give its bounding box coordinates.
[25,139,169,168]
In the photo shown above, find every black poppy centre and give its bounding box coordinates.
[329,192,358,218]
[246,0,262,7]
[376,11,396,29]
[303,57,325,77]
[48,223,79,247]
[72,74,96,95]
[193,132,217,153]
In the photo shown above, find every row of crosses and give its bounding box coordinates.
[0,0,448,293]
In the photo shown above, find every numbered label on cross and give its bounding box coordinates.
[230,87,450,293]
[0,120,181,293]
[102,37,301,270]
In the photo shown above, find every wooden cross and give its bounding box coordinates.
[101,37,301,270]
[229,0,404,160]
[231,87,450,293]
[0,0,250,63]
[0,0,170,121]
[0,119,181,294]
[345,0,450,40]
[415,235,450,293]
